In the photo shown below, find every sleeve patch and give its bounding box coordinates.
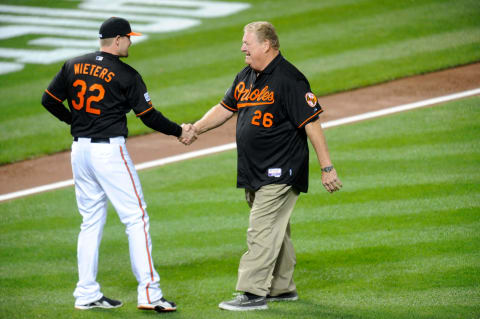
[305,92,318,107]
[144,92,151,102]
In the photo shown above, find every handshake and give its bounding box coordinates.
[178,123,198,145]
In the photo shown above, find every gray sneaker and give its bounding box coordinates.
[219,294,268,311]
[266,291,299,302]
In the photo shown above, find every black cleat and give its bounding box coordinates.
[75,296,123,310]
[138,297,177,312]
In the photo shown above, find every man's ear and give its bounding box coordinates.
[263,40,271,53]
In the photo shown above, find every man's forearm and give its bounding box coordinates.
[305,118,332,168]
[194,104,234,134]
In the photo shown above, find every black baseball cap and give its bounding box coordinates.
[98,17,142,39]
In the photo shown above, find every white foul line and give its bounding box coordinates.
[322,88,480,128]
[1,88,479,202]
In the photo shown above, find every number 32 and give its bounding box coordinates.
[72,79,105,115]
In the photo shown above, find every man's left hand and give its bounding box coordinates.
[321,168,342,193]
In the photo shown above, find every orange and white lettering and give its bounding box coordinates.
[263,112,274,127]
[251,110,262,126]
[89,64,97,76]
[99,68,108,80]
[105,72,115,83]
[251,110,274,128]
[74,63,81,75]
[93,65,101,77]
[72,79,86,110]
[71,79,105,115]
[86,84,104,115]
[83,63,90,75]
[234,82,245,100]
[235,81,275,108]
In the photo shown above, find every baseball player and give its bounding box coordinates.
[41,17,194,312]
[191,21,342,311]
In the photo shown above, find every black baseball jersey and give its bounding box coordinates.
[44,51,173,138]
[221,53,323,193]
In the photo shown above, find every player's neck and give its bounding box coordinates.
[100,46,120,56]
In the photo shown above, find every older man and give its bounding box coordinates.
[191,21,342,311]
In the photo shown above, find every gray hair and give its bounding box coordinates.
[244,21,280,50]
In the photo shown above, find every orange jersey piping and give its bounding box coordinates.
[221,101,237,112]
[298,109,323,128]
[45,89,63,103]
[136,106,153,117]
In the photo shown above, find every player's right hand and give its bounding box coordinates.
[179,123,198,145]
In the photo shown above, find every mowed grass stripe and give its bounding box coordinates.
[298,28,479,77]
[333,141,479,161]
[295,219,478,253]
[2,165,477,238]
[308,252,480,282]
[2,202,476,264]
[310,287,479,308]
[134,0,476,79]
[1,192,476,251]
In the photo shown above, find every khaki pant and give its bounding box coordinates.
[236,184,299,297]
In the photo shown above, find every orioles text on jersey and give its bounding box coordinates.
[234,81,274,108]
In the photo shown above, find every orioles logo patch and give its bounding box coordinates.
[305,92,318,107]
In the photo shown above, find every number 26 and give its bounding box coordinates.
[251,110,273,128]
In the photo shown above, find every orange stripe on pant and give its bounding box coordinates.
[119,145,154,304]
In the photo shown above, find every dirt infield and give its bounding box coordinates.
[1,62,479,196]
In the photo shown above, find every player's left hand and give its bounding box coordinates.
[321,168,342,193]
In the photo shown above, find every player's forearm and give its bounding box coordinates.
[305,119,333,168]
[41,92,72,124]
[194,104,233,135]
[140,109,182,137]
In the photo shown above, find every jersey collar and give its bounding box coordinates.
[97,51,120,60]
[258,51,283,75]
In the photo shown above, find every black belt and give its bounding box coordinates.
[74,137,110,143]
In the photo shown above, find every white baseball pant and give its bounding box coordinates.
[71,137,162,306]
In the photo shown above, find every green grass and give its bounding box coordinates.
[1,97,479,318]
[0,0,479,164]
